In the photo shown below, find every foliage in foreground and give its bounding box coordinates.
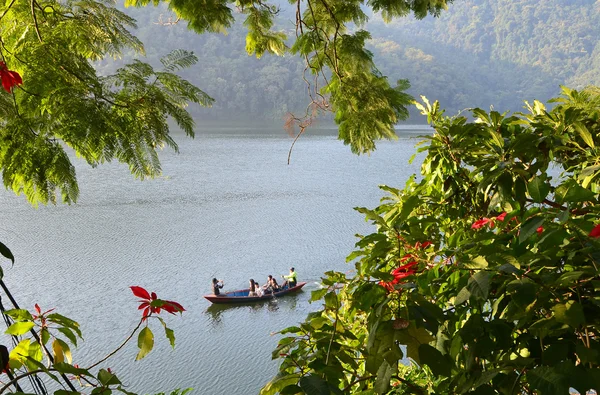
[0,0,454,206]
[263,86,600,394]
[0,244,185,395]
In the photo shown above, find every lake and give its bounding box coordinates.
[0,126,428,395]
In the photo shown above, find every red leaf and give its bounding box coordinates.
[162,300,185,314]
[472,218,492,229]
[589,224,600,238]
[1,76,11,93]
[35,304,41,314]
[496,212,507,221]
[142,307,150,321]
[0,62,23,93]
[151,292,157,300]
[392,260,417,275]
[130,286,151,301]
[419,241,433,249]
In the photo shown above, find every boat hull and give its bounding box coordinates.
[204,282,306,304]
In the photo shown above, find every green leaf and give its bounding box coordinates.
[5,321,35,336]
[0,241,14,264]
[555,271,585,286]
[47,314,82,337]
[469,271,491,301]
[462,256,488,269]
[4,309,33,321]
[309,288,328,302]
[575,344,599,365]
[41,327,50,345]
[454,287,471,305]
[279,385,303,395]
[98,368,122,386]
[527,366,569,394]
[519,216,545,244]
[418,344,451,377]
[163,325,175,349]
[135,327,154,361]
[91,388,112,395]
[395,326,434,364]
[552,301,585,327]
[527,176,550,203]
[374,360,394,394]
[554,179,596,204]
[9,339,30,369]
[57,327,78,346]
[260,373,301,395]
[324,291,338,309]
[309,316,330,330]
[298,375,330,395]
[399,195,420,220]
[53,362,90,376]
[572,122,595,148]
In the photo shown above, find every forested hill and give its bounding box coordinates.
[100,0,600,123]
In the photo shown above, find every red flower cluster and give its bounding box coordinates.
[379,241,432,292]
[0,61,22,93]
[379,260,418,293]
[472,212,521,230]
[473,214,600,238]
[130,286,185,320]
[32,303,55,328]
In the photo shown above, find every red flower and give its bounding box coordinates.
[472,217,493,229]
[589,224,600,238]
[32,304,55,322]
[0,61,23,93]
[380,259,418,292]
[496,212,507,222]
[130,286,185,320]
[414,241,433,249]
[391,261,417,279]
[536,226,544,235]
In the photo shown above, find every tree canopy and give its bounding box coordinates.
[263,86,600,394]
[0,0,453,205]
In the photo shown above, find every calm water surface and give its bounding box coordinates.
[0,127,427,394]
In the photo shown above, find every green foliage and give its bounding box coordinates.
[264,86,600,393]
[1,0,458,205]
[0,253,185,395]
[0,0,211,205]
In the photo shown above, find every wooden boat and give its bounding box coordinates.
[204,282,307,304]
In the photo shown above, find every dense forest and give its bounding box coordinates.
[98,0,600,123]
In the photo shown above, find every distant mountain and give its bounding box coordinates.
[103,0,600,123]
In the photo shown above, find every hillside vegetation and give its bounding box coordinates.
[106,0,600,122]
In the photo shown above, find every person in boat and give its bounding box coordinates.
[212,278,224,296]
[248,279,258,297]
[263,275,280,293]
[282,267,297,288]
[255,280,264,297]
[270,276,281,292]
